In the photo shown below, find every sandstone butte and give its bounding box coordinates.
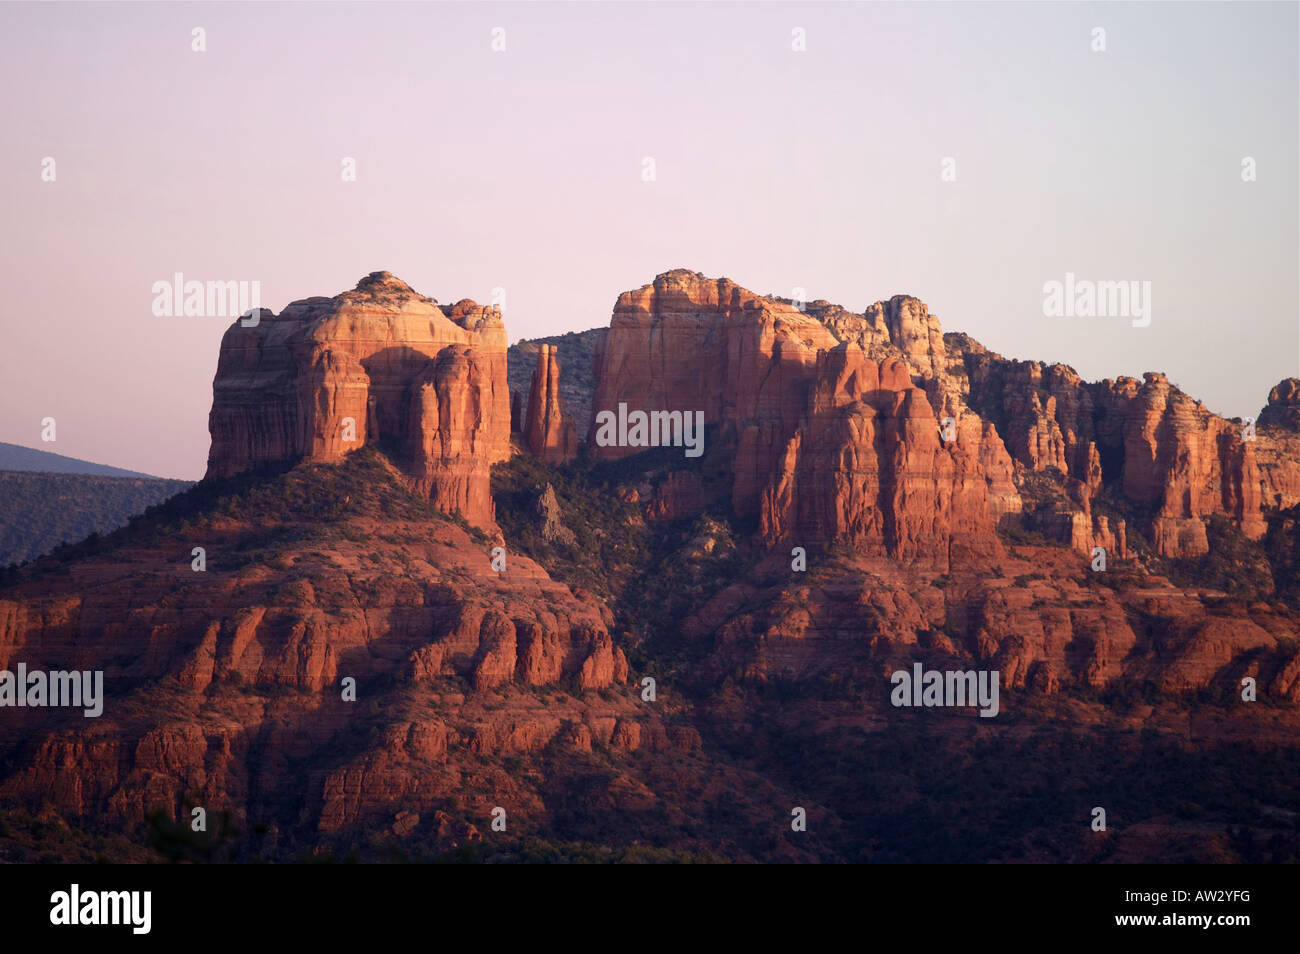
[588,268,1299,564]
[204,266,1297,568]
[206,271,511,527]
[0,268,1298,863]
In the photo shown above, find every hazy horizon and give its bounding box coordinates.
[2,1,1296,480]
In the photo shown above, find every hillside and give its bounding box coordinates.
[0,441,166,478]
[0,470,192,566]
[0,445,1296,863]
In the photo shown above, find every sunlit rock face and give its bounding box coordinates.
[206,272,510,526]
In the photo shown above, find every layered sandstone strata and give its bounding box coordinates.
[206,272,510,526]
[1100,373,1262,555]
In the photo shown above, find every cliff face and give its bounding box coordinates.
[588,271,839,487]
[949,335,1282,558]
[1259,378,1300,431]
[758,348,1009,564]
[1102,373,1263,556]
[206,272,510,527]
[585,270,1283,562]
[587,270,1019,567]
[1256,378,1300,512]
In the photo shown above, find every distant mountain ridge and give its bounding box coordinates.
[0,441,169,479]
[0,472,192,566]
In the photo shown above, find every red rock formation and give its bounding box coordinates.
[759,348,1006,566]
[0,455,649,837]
[6,266,1300,866]
[1256,378,1300,511]
[588,270,1020,562]
[206,272,509,526]
[523,344,577,464]
[1097,374,1263,555]
[1259,378,1300,430]
[643,471,707,522]
[868,296,947,379]
[589,271,1285,563]
[948,336,1271,558]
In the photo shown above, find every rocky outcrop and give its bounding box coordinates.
[523,344,577,464]
[1033,509,1128,560]
[5,267,1300,866]
[1259,378,1300,431]
[586,271,1284,562]
[1101,373,1262,555]
[1256,378,1300,511]
[587,270,1019,564]
[536,484,576,546]
[758,348,1007,565]
[507,331,604,442]
[206,272,509,526]
[588,270,841,464]
[948,336,1271,558]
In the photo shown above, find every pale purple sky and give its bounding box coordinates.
[1,1,1296,480]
